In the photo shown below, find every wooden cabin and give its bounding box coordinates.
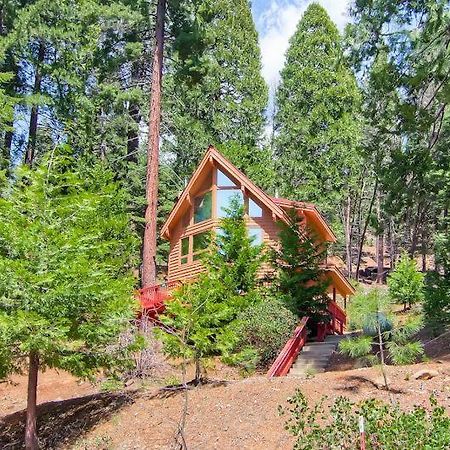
[158,146,355,314]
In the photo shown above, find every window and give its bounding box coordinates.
[217,169,236,187]
[193,232,210,252]
[217,190,243,218]
[194,191,212,223]
[180,237,189,264]
[248,227,263,246]
[248,198,263,218]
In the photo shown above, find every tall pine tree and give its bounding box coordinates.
[274,3,362,233]
[163,0,269,183]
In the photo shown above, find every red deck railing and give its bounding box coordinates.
[328,301,346,335]
[136,282,178,316]
[267,316,309,377]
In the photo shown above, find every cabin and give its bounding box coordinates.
[139,146,355,375]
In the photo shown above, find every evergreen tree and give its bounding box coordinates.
[274,3,362,227]
[0,147,138,448]
[388,254,424,311]
[269,211,330,324]
[158,198,265,382]
[163,0,269,181]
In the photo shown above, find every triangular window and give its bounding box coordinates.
[217,169,237,187]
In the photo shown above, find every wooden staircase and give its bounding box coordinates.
[288,334,344,377]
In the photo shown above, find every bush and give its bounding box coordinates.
[424,271,450,335]
[388,254,424,311]
[227,296,298,370]
[281,390,450,449]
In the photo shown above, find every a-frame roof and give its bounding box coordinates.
[160,146,336,243]
[160,146,288,239]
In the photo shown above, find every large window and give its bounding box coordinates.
[194,190,212,223]
[217,190,244,218]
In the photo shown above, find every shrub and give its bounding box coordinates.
[424,271,450,335]
[388,254,424,311]
[281,390,450,449]
[227,296,298,370]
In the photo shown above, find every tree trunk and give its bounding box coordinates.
[142,0,166,288]
[421,226,427,272]
[25,351,39,450]
[25,42,45,166]
[376,191,384,284]
[355,179,378,281]
[344,195,353,277]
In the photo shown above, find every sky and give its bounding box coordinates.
[251,0,351,90]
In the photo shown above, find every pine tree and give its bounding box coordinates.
[163,0,269,181]
[269,211,330,324]
[0,147,138,448]
[388,254,425,311]
[274,3,362,228]
[158,198,265,382]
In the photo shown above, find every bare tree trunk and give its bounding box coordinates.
[25,42,45,166]
[142,0,166,288]
[376,192,384,284]
[421,226,427,272]
[25,352,39,450]
[389,218,396,269]
[356,179,378,281]
[344,195,352,277]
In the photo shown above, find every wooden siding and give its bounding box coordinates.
[168,198,281,283]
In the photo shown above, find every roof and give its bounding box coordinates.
[160,146,337,243]
[160,146,289,239]
[271,197,337,243]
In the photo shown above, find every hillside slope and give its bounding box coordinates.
[1,361,449,449]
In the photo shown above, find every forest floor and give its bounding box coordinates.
[1,351,450,449]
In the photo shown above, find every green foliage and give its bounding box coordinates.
[0,72,16,132]
[347,288,391,331]
[388,254,424,309]
[274,3,362,223]
[0,146,138,379]
[341,288,423,366]
[163,0,269,181]
[226,296,298,371]
[339,335,372,359]
[281,390,450,449]
[270,211,329,322]
[424,271,450,335]
[158,199,265,377]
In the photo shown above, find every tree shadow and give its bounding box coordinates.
[335,375,405,394]
[0,391,138,449]
[147,377,230,399]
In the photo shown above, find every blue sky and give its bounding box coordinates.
[251,0,351,89]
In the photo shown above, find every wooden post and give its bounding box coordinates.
[142,0,166,288]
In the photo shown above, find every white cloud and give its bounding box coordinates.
[257,0,351,89]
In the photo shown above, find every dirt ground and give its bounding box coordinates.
[1,360,450,450]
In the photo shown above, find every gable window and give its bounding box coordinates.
[248,227,263,246]
[217,169,237,187]
[217,190,244,218]
[248,198,263,218]
[194,190,212,223]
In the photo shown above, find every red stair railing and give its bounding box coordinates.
[267,316,309,377]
